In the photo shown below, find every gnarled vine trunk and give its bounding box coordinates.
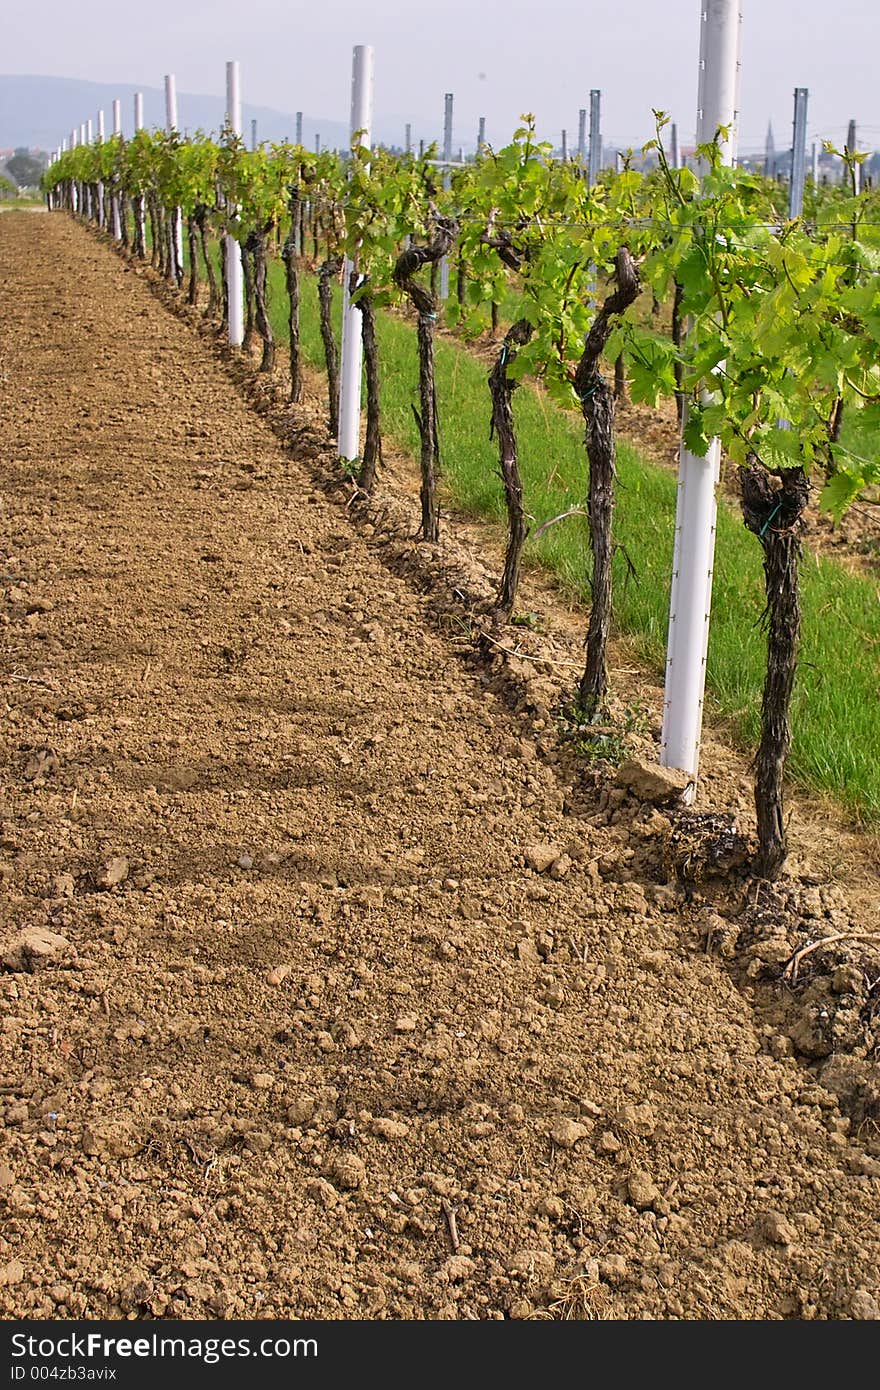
[572,246,640,716]
[186,215,199,305]
[240,239,256,353]
[318,256,342,440]
[194,205,218,317]
[249,227,275,373]
[131,196,144,259]
[220,237,229,331]
[357,278,382,495]
[147,197,160,270]
[393,215,459,542]
[488,317,534,619]
[740,461,810,879]
[282,188,303,402]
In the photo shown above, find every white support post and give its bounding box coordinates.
[226,60,245,347]
[405,122,412,153]
[587,90,601,185]
[251,118,258,150]
[561,129,568,162]
[96,110,105,226]
[846,119,860,194]
[773,88,809,440]
[295,111,303,145]
[789,88,808,219]
[133,94,145,250]
[577,107,586,162]
[110,99,122,238]
[70,128,78,211]
[85,120,93,219]
[439,92,453,301]
[585,91,602,305]
[478,116,486,154]
[670,121,680,169]
[337,43,374,462]
[660,0,742,794]
[165,75,183,280]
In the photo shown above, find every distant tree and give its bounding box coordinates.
[0,174,17,199]
[6,149,44,188]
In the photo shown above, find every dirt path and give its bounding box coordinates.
[1,211,879,1322]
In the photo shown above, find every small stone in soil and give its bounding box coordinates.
[93,856,130,890]
[549,1118,590,1150]
[524,843,562,874]
[3,927,71,972]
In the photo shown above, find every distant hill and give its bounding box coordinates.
[0,74,354,154]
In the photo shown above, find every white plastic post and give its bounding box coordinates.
[295,111,303,145]
[132,94,145,249]
[670,121,680,169]
[789,88,808,219]
[660,0,742,793]
[478,116,486,153]
[846,119,860,194]
[438,92,453,300]
[772,88,809,439]
[577,108,586,162]
[70,128,78,211]
[84,120,93,218]
[587,90,601,185]
[337,43,375,461]
[226,60,245,347]
[164,75,183,279]
[110,99,122,240]
[585,91,602,304]
[251,118,258,150]
[96,110,105,226]
[405,122,412,153]
[561,129,568,162]
[164,74,177,127]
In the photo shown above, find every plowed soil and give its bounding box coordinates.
[1,210,879,1322]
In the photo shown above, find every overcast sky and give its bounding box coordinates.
[5,1,878,155]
